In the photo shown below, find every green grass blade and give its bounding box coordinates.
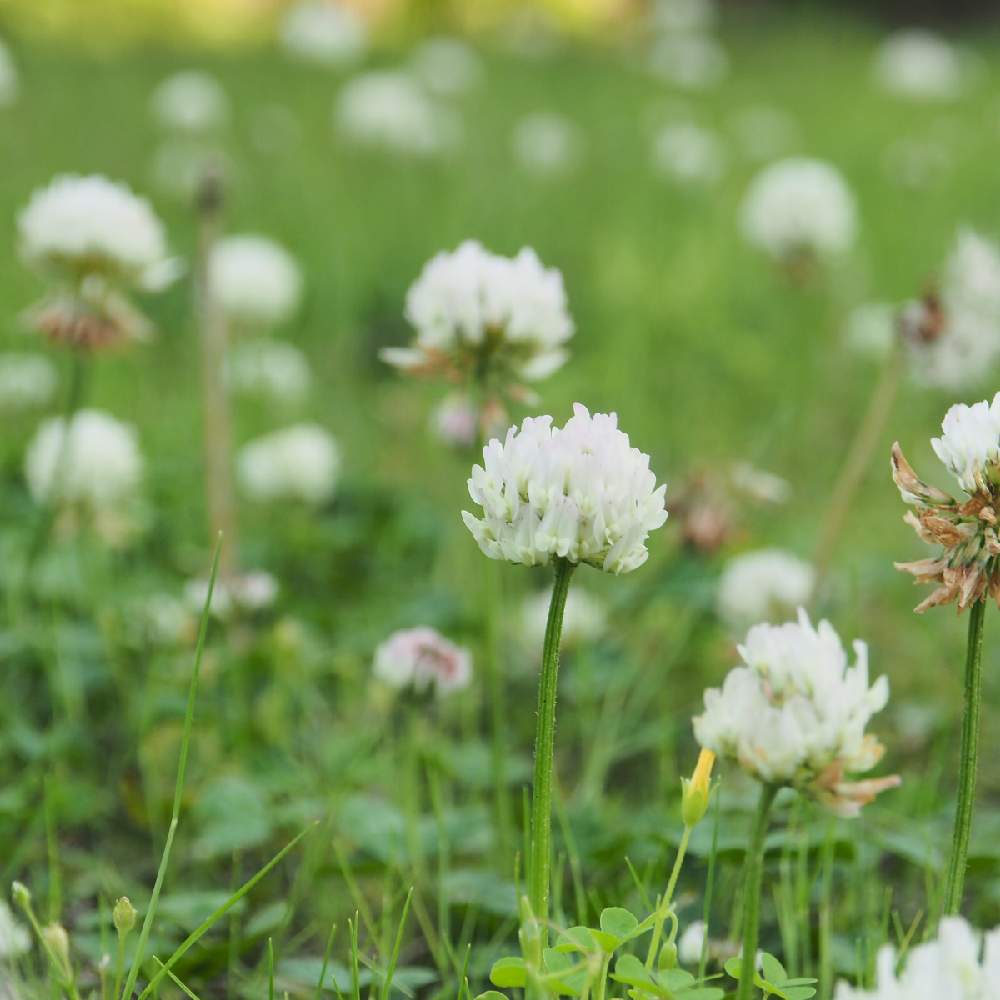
[152,957,204,1000]
[378,887,413,1000]
[315,922,338,1000]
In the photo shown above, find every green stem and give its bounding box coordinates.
[646,825,691,969]
[737,784,777,1000]
[943,599,986,916]
[484,559,513,861]
[528,557,575,942]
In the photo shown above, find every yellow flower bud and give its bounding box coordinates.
[681,749,716,828]
[113,896,138,936]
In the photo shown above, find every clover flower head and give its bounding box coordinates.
[384,239,574,385]
[226,339,311,405]
[716,549,815,631]
[834,916,1000,1000]
[237,423,340,506]
[740,158,857,262]
[25,409,143,510]
[373,627,472,697]
[462,403,668,574]
[280,1,367,67]
[694,609,898,816]
[874,30,966,102]
[210,235,302,329]
[0,901,30,959]
[151,70,228,134]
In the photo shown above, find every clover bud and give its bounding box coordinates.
[11,881,31,910]
[42,923,70,967]
[681,749,715,828]
[113,896,137,936]
[658,940,678,970]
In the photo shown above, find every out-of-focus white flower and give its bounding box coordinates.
[845,302,896,361]
[237,423,340,505]
[648,35,728,91]
[0,901,30,958]
[677,920,706,966]
[729,463,791,504]
[335,70,460,157]
[210,235,302,330]
[410,37,483,97]
[235,570,279,610]
[729,105,798,162]
[0,353,58,410]
[512,112,582,176]
[694,609,898,816]
[18,175,170,291]
[651,123,725,184]
[874,30,966,102]
[150,70,228,134]
[740,158,857,262]
[0,38,19,107]
[25,409,142,509]
[834,916,1000,1000]
[520,587,608,651]
[929,394,1000,495]
[384,239,574,384]
[138,593,194,646]
[183,570,279,620]
[430,393,479,449]
[373,626,472,696]
[463,403,668,574]
[150,139,215,202]
[716,549,814,631]
[280,1,367,67]
[226,339,311,404]
[650,0,716,33]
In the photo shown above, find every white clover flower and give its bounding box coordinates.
[677,920,706,966]
[520,587,608,651]
[280,1,367,67]
[651,123,726,185]
[694,609,897,816]
[237,423,340,505]
[0,353,57,410]
[0,901,30,959]
[25,409,143,509]
[834,917,1000,1000]
[929,394,1000,495]
[18,175,170,290]
[183,570,278,620]
[740,158,857,261]
[729,463,791,505]
[430,393,479,449]
[384,240,574,384]
[716,549,814,631]
[226,339,311,404]
[512,112,582,177]
[335,71,459,157]
[410,37,484,97]
[150,70,228,134]
[648,35,728,91]
[373,627,472,696]
[463,403,668,574]
[874,30,966,102]
[209,235,303,330]
[138,593,194,646]
[0,38,19,107]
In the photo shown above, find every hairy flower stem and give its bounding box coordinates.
[529,557,575,943]
[943,599,986,916]
[737,784,778,1000]
[812,340,903,603]
[195,166,238,581]
[645,825,692,969]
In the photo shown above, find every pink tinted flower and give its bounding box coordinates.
[374,627,472,696]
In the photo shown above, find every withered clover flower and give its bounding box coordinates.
[892,392,1000,612]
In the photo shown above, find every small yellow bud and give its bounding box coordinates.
[113,896,138,936]
[10,882,31,910]
[681,749,716,828]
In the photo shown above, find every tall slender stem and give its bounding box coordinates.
[483,558,513,861]
[737,784,777,1000]
[943,599,986,916]
[812,341,903,602]
[645,825,691,969]
[528,557,575,941]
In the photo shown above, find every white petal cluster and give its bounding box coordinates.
[677,920,707,966]
[835,917,1000,1000]
[150,70,228,134]
[0,38,19,106]
[410,37,483,97]
[651,123,726,185]
[18,175,169,289]
[237,423,340,505]
[740,158,857,260]
[874,30,966,102]
[0,901,30,959]
[373,627,472,696]
[389,239,574,382]
[520,587,608,651]
[694,610,891,813]
[512,112,582,177]
[185,571,279,620]
[463,403,668,574]
[716,549,814,631]
[25,409,143,508]
[226,339,311,404]
[335,71,459,157]
[928,393,1000,495]
[0,353,58,410]
[210,235,303,329]
[280,1,367,67]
